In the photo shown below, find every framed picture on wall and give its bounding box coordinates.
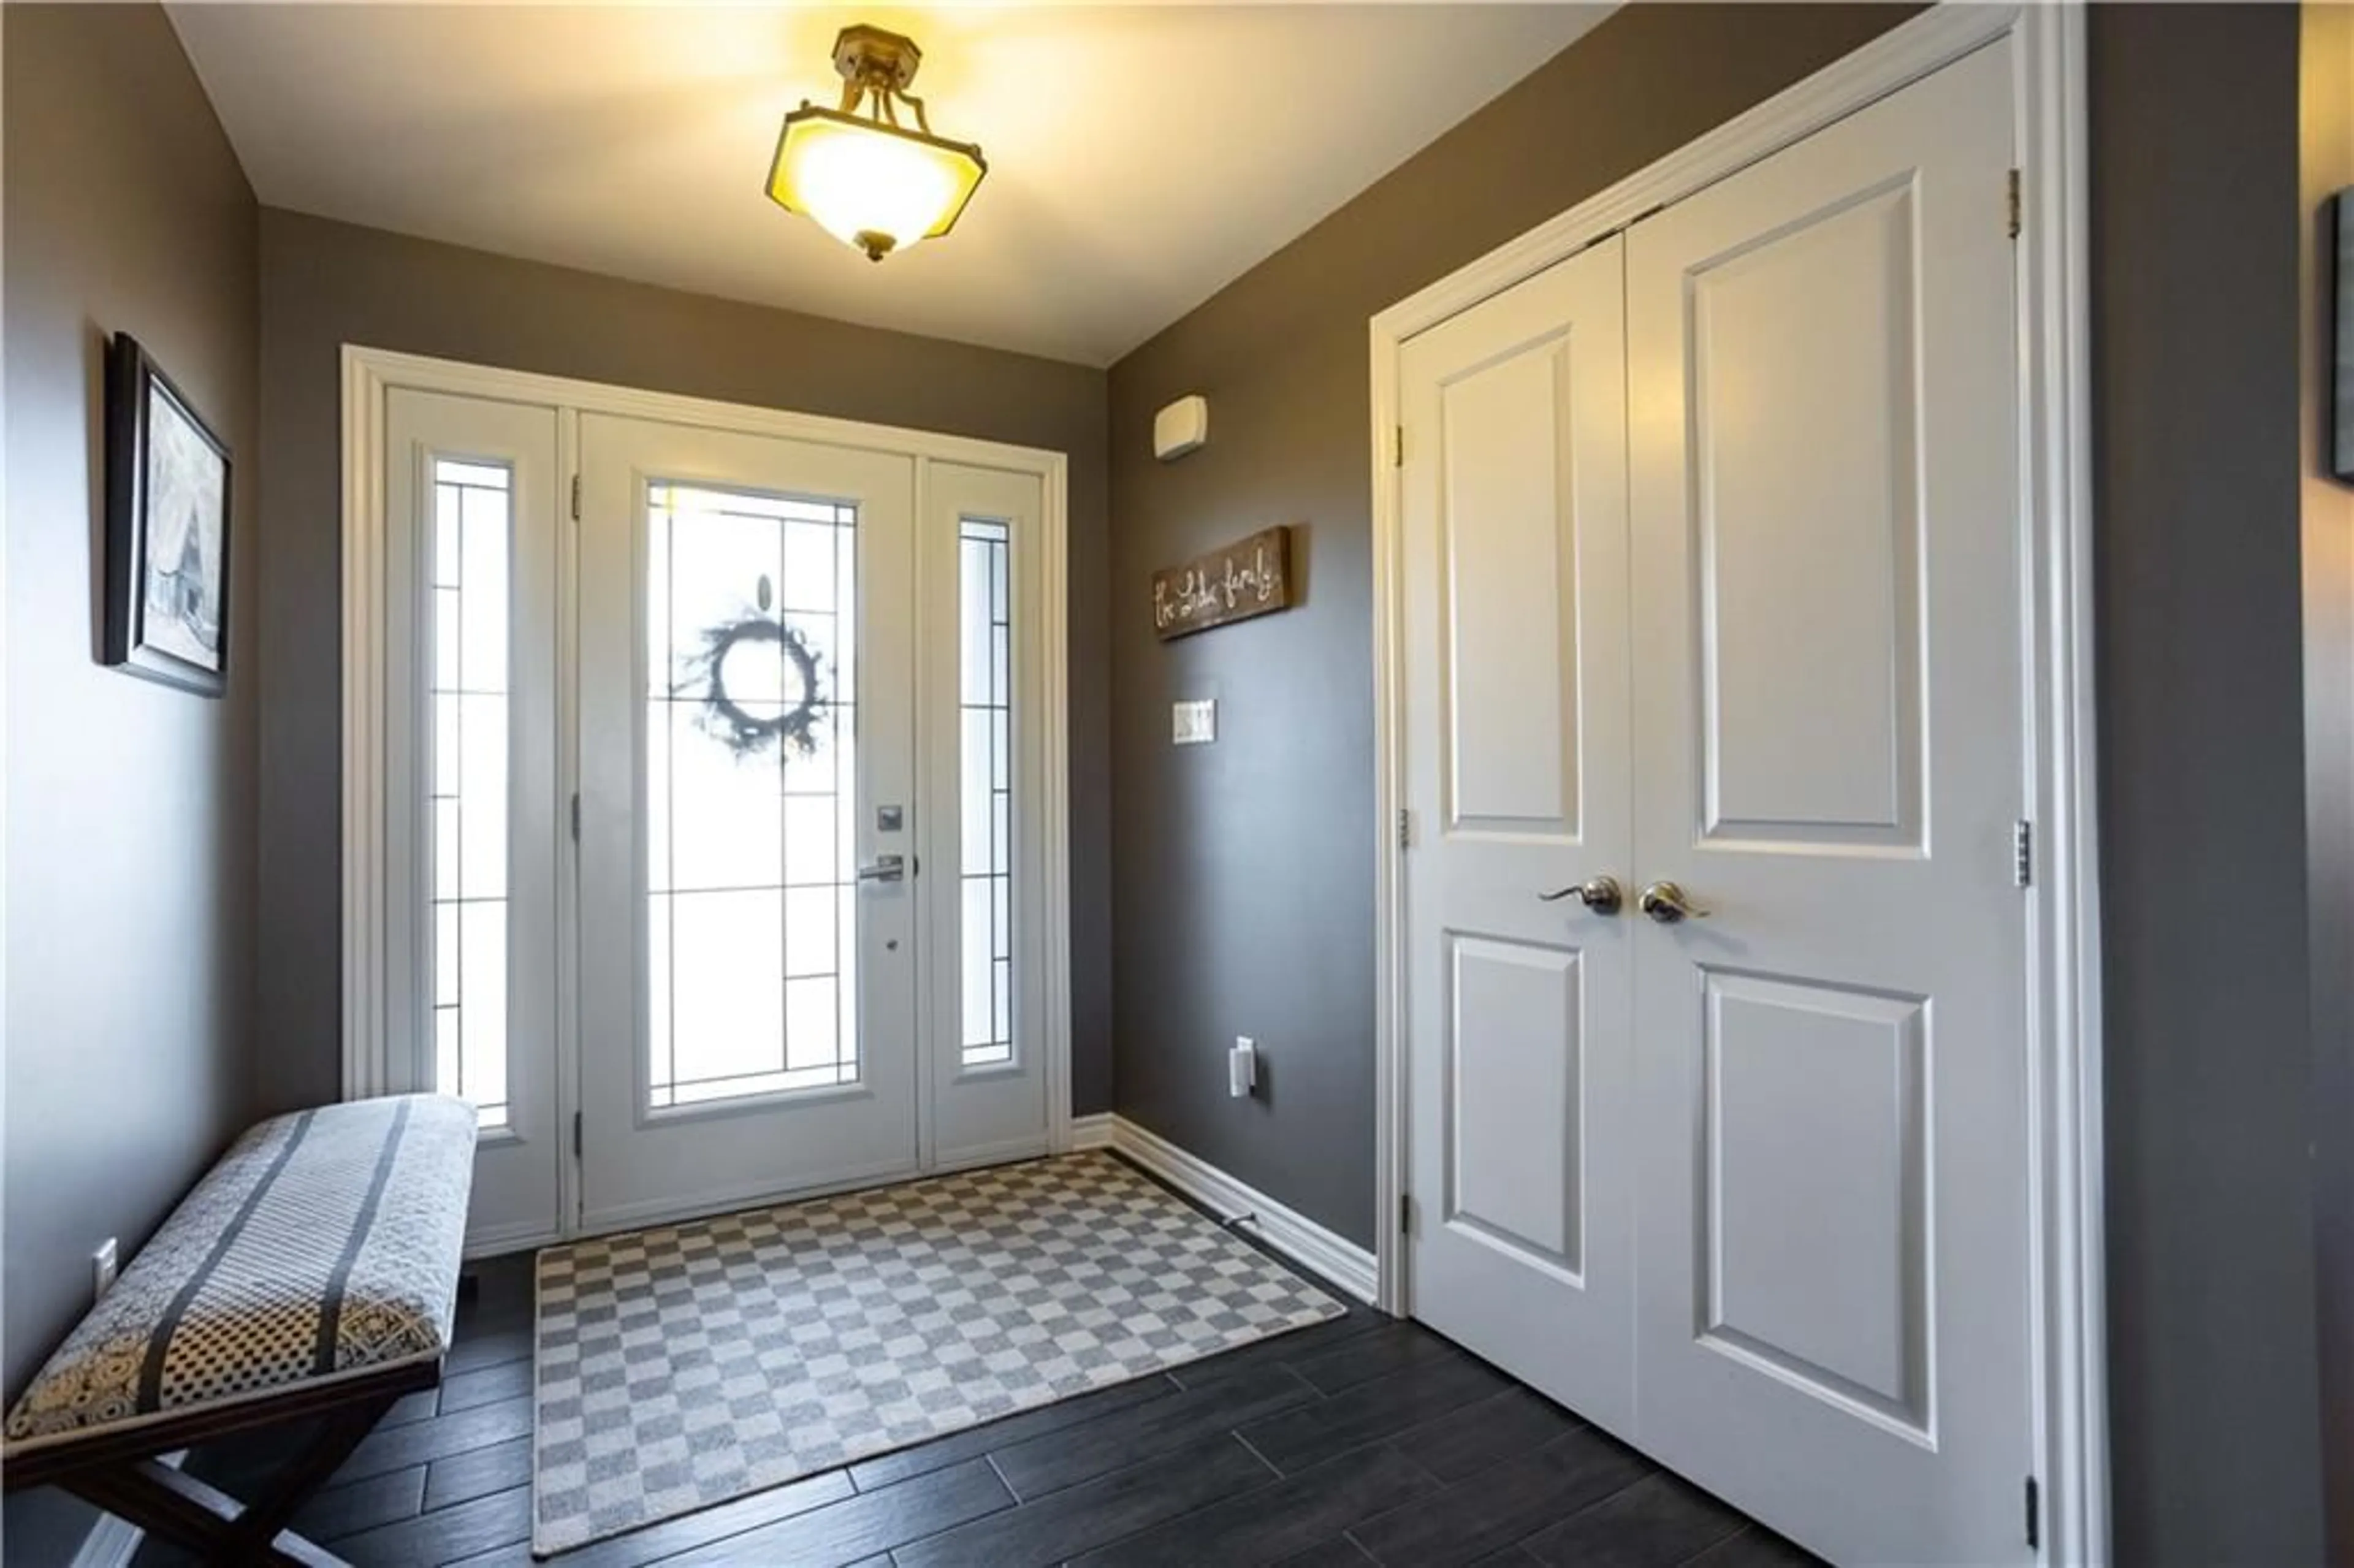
[2339,192,2354,479]
[104,332,233,695]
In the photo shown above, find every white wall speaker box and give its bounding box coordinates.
[1154,395,1209,461]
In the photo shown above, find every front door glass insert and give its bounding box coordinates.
[644,481,860,1109]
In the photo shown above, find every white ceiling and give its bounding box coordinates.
[167,4,1609,367]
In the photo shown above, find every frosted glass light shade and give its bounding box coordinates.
[767,107,986,262]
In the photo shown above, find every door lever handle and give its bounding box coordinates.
[1539,876,1623,916]
[1637,880,1710,924]
[856,854,906,884]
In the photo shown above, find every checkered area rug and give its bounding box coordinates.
[530,1152,1346,1555]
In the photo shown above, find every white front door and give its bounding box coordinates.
[1624,40,2028,1566]
[575,416,922,1228]
[1398,234,1636,1434]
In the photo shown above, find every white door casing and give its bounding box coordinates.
[1625,39,2031,1566]
[575,415,921,1228]
[1398,235,1636,1434]
[1372,7,2102,1561]
[1385,21,2073,1566]
[343,348,1075,1254]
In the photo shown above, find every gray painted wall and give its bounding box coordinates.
[2091,7,2329,1562]
[250,211,1112,1119]
[1103,3,1910,1249]
[2,5,261,1558]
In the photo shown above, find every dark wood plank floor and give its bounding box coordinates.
[134,1203,1818,1567]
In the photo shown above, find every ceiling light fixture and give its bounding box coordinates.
[765,24,988,264]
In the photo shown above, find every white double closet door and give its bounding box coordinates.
[1400,44,2032,1567]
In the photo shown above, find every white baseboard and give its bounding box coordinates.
[72,1512,142,1568]
[70,1451,184,1568]
[1068,1111,1114,1151]
[1108,1116,1378,1304]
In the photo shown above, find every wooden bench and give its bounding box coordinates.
[3,1094,477,1565]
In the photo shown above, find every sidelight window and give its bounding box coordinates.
[426,459,512,1128]
[959,517,1014,1068]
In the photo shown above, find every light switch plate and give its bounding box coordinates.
[1173,699,1217,746]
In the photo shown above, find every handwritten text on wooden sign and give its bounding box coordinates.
[1152,525,1293,641]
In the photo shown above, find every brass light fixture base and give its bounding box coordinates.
[832,25,921,99]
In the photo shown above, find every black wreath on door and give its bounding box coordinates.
[685,604,826,759]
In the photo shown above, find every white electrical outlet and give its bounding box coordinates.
[92,1238,118,1300]
[1230,1037,1257,1098]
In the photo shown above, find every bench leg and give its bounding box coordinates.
[69,1460,342,1566]
[213,1393,398,1561]
[64,1391,402,1567]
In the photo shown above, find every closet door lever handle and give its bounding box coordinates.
[1540,876,1623,916]
[1638,880,1710,924]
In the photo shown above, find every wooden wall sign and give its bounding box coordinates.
[1152,525,1293,640]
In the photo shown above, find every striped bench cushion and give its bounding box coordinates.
[4,1094,476,1451]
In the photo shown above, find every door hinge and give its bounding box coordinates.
[570,793,581,843]
[2024,1475,2041,1550]
[1400,1192,1415,1235]
[2007,168,2022,240]
[1397,808,1412,850]
[1392,425,1405,469]
[2013,819,2033,888]
[572,1111,583,1159]
[569,473,582,521]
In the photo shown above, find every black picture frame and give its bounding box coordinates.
[2336,192,2354,480]
[104,332,234,696]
